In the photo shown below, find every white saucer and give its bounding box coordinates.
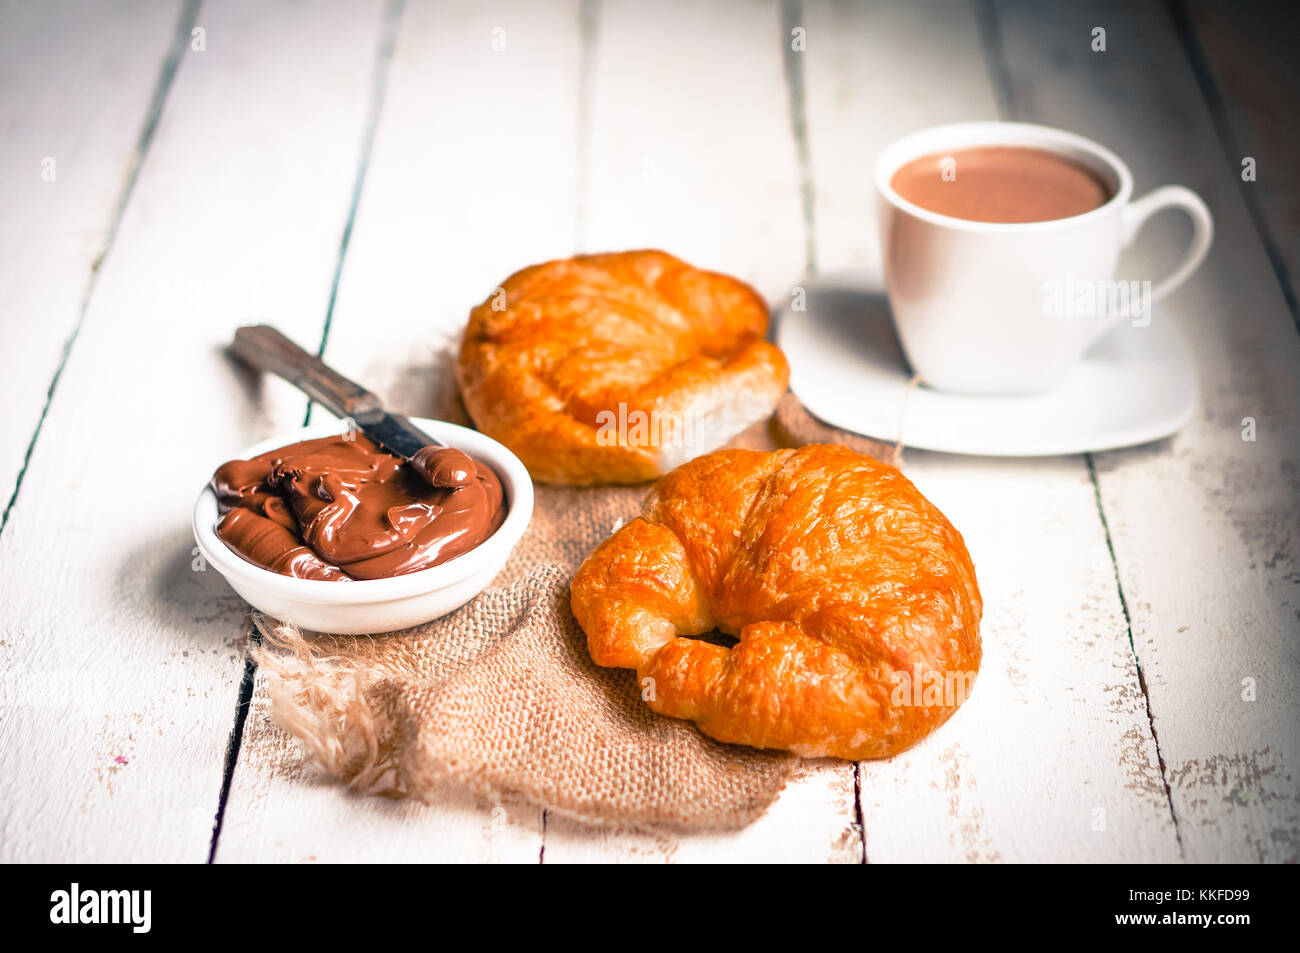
[775,271,1197,456]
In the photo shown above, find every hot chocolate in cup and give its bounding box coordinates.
[873,121,1213,395]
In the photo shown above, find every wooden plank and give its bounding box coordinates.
[0,0,183,513]
[992,0,1300,862]
[801,0,1180,861]
[857,457,1180,861]
[1181,0,1299,328]
[539,0,863,863]
[214,0,588,863]
[0,0,387,862]
[576,0,807,303]
[544,760,861,863]
[805,0,1003,277]
[222,677,544,862]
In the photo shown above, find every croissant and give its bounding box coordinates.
[456,250,789,485]
[570,444,982,759]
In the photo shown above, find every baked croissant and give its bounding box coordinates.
[571,444,982,759]
[456,250,789,485]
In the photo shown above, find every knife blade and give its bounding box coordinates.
[229,325,479,488]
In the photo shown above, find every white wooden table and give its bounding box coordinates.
[2,0,1297,864]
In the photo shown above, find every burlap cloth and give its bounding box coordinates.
[253,391,895,830]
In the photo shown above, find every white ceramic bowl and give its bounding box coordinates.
[193,418,534,634]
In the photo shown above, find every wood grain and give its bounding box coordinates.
[214,0,588,863]
[0,0,388,861]
[800,0,1180,862]
[539,0,862,862]
[4,0,1293,864]
[0,0,183,513]
[1182,0,1299,329]
[992,0,1300,863]
[577,0,807,302]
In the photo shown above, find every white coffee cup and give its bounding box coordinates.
[874,121,1213,394]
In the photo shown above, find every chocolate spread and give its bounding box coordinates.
[211,435,505,581]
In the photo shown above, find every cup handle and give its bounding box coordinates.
[1120,185,1214,303]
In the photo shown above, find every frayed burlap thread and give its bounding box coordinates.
[250,478,795,830]
[249,391,892,830]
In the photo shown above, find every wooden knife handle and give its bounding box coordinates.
[230,324,382,420]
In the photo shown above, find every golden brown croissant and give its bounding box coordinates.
[571,444,982,759]
[456,250,789,485]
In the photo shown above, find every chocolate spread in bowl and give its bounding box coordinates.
[211,435,506,581]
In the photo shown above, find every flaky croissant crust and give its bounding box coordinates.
[571,444,983,760]
[456,250,789,485]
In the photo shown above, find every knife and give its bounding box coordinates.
[229,324,474,487]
